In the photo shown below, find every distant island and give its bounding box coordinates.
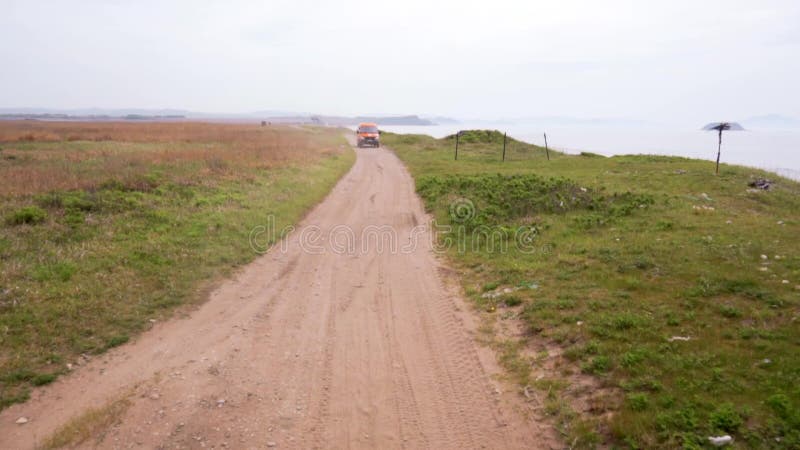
[0,113,186,121]
[0,108,453,126]
[310,115,436,126]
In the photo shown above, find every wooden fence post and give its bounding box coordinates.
[455,132,460,161]
[544,132,550,161]
[502,132,507,161]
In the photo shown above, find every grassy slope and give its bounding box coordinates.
[0,124,354,410]
[385,131,800,449]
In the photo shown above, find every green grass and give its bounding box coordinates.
[0,127,354,410]
[384,131,800,449]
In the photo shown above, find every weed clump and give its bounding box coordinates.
[583,355,611,374]
[31,373,57,386]
[32,262,77,282]
[626,392,650,411]
[503,295,524,307]
[5,206,47,226]
[106,335,130,349]
[709,403,743,433]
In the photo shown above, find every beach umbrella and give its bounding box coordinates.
[702,122,744,174]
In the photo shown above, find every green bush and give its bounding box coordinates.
[31,373,57,386]
[64,210,85,227]
[31,262,77,282]
[482,281,499,292]
[2,369,35,382]
[35,192,64,208]
[655,407,699,432]
[609,312,646,330]
[709,403,743,432]
[446,129,510,144]
[106,335,130,349]
[63,193,97,212]
[627,393,650,411]
[6,206,47,225]
[766,393,799,426]
[583,355,611,374]
[621,349,647,368]
[719,304,742,318]
[416,173,652,232]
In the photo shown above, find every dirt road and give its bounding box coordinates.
[1,140,555,449]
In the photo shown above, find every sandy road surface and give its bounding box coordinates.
[1,139,555,449]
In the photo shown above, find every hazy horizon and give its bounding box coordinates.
[2,0,799,127]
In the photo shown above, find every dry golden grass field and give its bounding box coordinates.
[0,121,335,196]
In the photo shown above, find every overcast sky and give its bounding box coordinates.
[1,0,798,124]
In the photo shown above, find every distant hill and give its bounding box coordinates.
[422,116,460,125]
[298,115,436,126]
[743,114,800,130]
[452,116,652,128]
[354,115,435,126]
[0,108,441,126]
[0,112,186,121]
[0,107,189,117]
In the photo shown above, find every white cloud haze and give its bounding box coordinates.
[1,0,798,124]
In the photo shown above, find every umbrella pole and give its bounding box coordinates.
[715,128,722,175]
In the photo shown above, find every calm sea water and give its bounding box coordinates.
[378,123,800,180]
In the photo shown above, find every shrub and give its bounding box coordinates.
[627,393,650,411]
[99,179,127,191]
[709,403,743,432]
[31,373,57,386]
[621,349,647,368]
[609,312,645,330]
[106,335,129,349]
[583,355,611,374]
[482,281,499,292]
[64,210,85,227]
[584,340,601,355]
[445,129,510,144]
[3,369,35,382]
[6,206,47,225]
[655,407,699,432]
[63,193,97,212]
[719,304,742,318]
[32,262,77,282]
[416,173,652,232]
[35,192,64,208]
[655,220,674,230]
[766,393,799,426]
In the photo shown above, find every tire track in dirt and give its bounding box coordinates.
[373,261,429,448]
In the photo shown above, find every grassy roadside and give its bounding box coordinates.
[0,122,354,410]
[385,131,800,449]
